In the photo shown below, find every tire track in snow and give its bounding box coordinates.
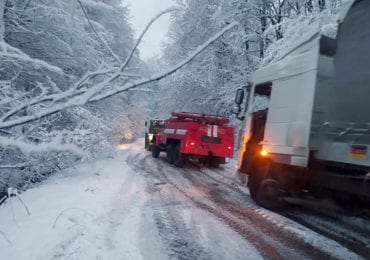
[47,158,150,260]
[161,168,313,260]
[138,152,361,259]
[152,208,211,260]
[177,166,355,260]
[125,153,212,260]
[190,165,256,207]
[188,162,250,197]
[186,162,368,259]
[180,165,364,258]
[130,155,283,260]
[126,148,362,259]
[193,161,370,258]
[281,209,370,258]
[102,178,144,252]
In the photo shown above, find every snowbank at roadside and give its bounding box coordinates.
[0,156,143,259]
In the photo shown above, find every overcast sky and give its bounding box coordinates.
[122,0,175,60]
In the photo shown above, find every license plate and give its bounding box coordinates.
[350,145,368,160]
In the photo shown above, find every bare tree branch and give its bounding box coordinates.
[0,229,12,245]
[80,8,181,103]
[119,8,180,75]
[76,0,121,65]
[90,21,239,102]
[0,21,239,129]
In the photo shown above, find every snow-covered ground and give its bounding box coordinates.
[0,139,364,259]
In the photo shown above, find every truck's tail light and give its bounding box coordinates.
[260,149,269,157]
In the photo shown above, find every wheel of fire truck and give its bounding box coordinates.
[174,145,186,167]
[152,145,160,158]
[210,157,220,168]
[248,162,281,209]
[166,144,174,164]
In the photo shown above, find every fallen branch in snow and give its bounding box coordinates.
[0,136,105,169]
[8,187,31,216]
[15,194,30,216]
[0,136,85,158]
[0,195,6,205]
[128,88,153,93]
[9,194,19,227]
[53,207,93,229]
[65,246,81,260]
[0,163,33,169]
[0,230,12,245]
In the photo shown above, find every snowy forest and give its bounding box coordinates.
[0,0,346,199]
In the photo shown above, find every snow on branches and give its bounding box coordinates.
[0,1,239,192]
[0,11,237,129]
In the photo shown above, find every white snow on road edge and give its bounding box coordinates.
[0,156,153,259]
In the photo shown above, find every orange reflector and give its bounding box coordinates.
[260,149,268,157]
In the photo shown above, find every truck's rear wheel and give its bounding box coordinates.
[257,178,280,209]
[248,164,281,209]
[166,144,174,164]
[152,145,160,158]
[174,145,185,167]
[211,157,220,168]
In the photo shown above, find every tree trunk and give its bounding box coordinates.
[259,4,268,58]
[0,0,5,42]
[318,0,326,12]
[305,0,313,14]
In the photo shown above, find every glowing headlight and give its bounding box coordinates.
[148,134,154,141]
[260,149,268,157]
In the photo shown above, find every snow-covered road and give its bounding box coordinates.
[0,140,365,259]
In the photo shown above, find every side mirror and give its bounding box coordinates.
[235,88,244,105]
[145,121,147,126]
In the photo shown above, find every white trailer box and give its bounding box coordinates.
[251,28,334,167]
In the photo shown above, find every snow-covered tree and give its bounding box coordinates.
[153,0,261,117]
[0,0,140,192]
[153,0,345,120]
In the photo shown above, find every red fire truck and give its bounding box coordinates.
[151,112,234,167]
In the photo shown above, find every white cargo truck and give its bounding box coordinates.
[233,0,370,210]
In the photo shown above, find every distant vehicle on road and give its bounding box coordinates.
[151,112,234,168]
[145,119,165,151]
